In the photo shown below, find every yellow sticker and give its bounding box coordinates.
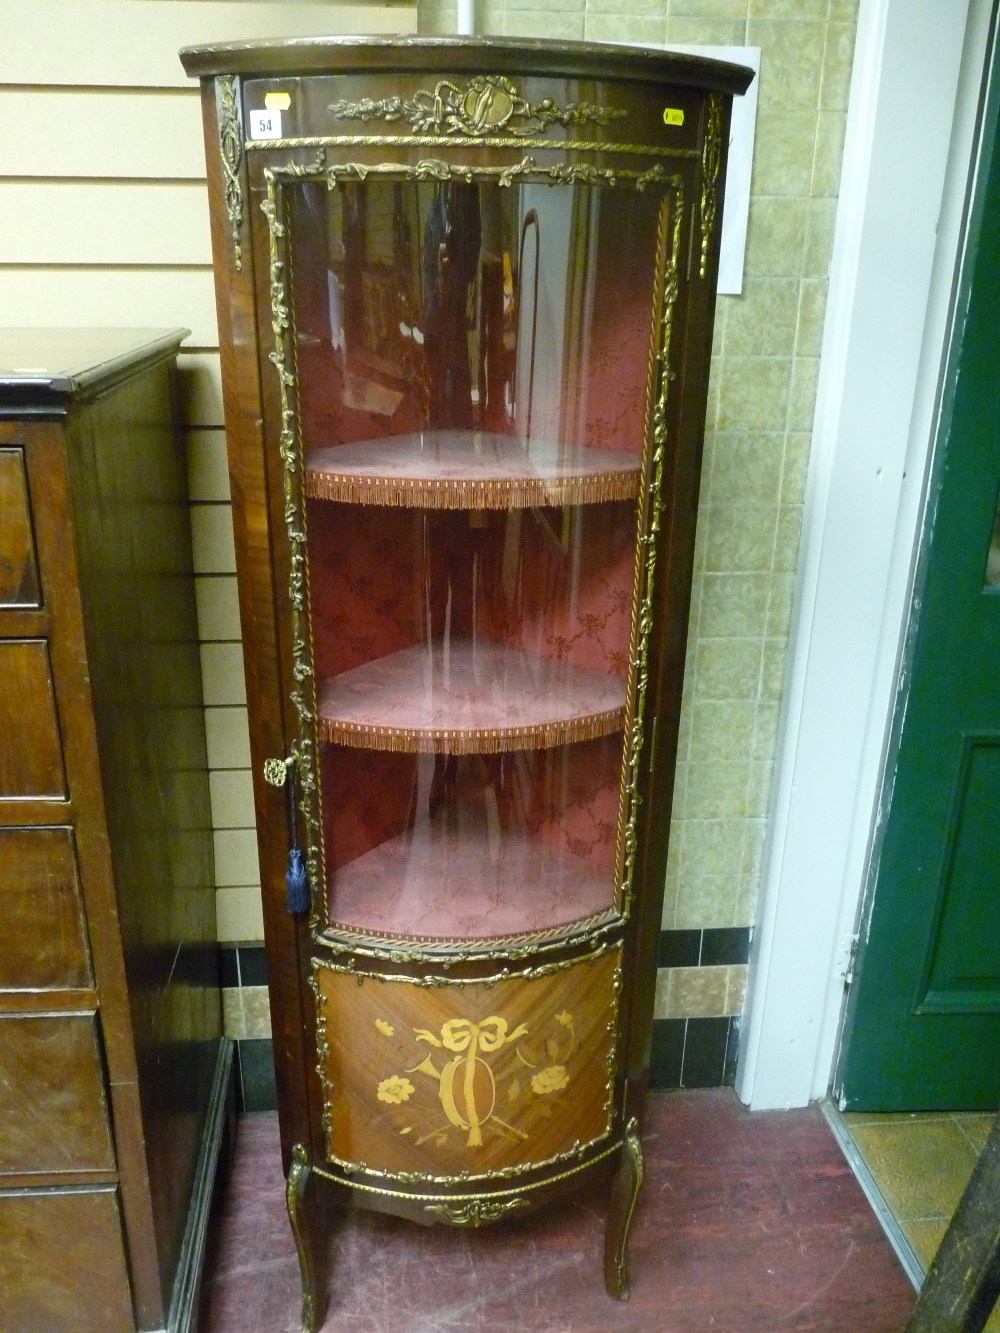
[663,108,685,127]
[265,91,292,111]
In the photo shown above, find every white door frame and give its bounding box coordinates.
[736,0,995,1110]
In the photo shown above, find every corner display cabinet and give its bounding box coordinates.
[182,35,752,1327]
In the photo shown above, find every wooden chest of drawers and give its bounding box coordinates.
[0,330,230,1333]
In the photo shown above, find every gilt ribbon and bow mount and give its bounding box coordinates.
[328,74,627,138]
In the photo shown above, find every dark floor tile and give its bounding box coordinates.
[198,1091,916,1333]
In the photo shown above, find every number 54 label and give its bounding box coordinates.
[249,108,282,140]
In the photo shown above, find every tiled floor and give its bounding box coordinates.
[198,1088,915,1332]
[838,1108,1000,1332]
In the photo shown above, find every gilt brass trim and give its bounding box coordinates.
[311,936,620,990]
[271,153,672,191]
[217,75,244,271]
[607,1116,645,1299]
[316,909,622,966]
[262,157,687,935]
[425,1196,530,1226]
[312,1134,622,1200]
[616,185,684,918]
[244,133,699,163]
[699,92,723,279]
[285,1144,317,1333]
[328,75,627,138]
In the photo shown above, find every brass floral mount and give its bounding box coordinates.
[329,75,627,137]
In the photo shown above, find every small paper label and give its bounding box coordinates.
[264,91,291,111]
[662,108,685,126]
[249,108,282,141]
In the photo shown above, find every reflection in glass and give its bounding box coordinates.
[287,177,663,941]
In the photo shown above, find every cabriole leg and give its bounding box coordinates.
[286,1143,327,1332]
[604,1117,645,1300]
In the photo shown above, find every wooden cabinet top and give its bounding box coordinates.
[179,33,754,94]
[0,328,188,412]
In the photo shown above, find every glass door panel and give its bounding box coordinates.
[286,177,663,943]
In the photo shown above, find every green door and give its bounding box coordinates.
[836,47,1000,1111]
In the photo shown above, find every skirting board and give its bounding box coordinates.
[167,1036,237,1333]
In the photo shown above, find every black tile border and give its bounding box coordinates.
[219,942,268,989]
[650,1016,742,1090]
[658,926,751,969]
[235,1038,278,1112]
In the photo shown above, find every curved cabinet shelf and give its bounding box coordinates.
[316,639,627,754]
[305,429,641,511]
[328,822,615,943]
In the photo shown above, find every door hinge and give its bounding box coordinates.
[836,934,860,989]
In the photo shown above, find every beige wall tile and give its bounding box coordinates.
[210,767,257,830]
[200,641,248,706]
[781,432,811,503]
[190,502,236,574]
[221,985,272,1040]
[689,699,757,762]
[186,427,230,503]
[241,986,273,1039]
[707,432,785,506]
[752,109,819,197]
[821,23,857,111]
[505,10,585,36]
[699,572,771,638]
[693,636,764,700]
[214,828,262,887]
[747,19,826,110]
[684,818,746,878]
[585,13,664,43]
[686,758,751,820]
[194,574,242,643]
[723,277,800,358]
[216,884,264,943]
[812,109,849,196]
[667,0,748,19]
[654,963,748,1018]
[744,197,809,277]
[749,0,826,17]
[663,16,748,45]
[703,505,778,572]
[787,356,820,432]
[716,357,792,432]
[205,706,252,769]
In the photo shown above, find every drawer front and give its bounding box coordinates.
[0,1013,114,1176]
[0,828,91,990]
[0,447,40,607]
[0,640,66,798]
[0,1186,134,1332]
[313,946,620,1181]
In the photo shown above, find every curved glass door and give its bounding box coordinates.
[283,176,668,945]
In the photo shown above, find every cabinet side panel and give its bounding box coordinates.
[63,359,220,1309]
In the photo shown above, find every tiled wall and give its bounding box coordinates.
[214,0,860,1095]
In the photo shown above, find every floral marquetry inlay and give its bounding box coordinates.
[312,950,622,1181]
[374,1011,576,1149]
[329,75,627,138]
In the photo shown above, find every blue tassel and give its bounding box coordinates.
[286,847,309,915]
